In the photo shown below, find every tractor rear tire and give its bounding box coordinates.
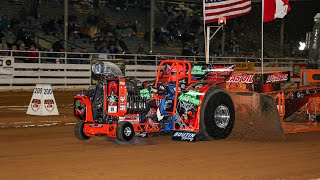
[116,121,135,142]
[199,87,235,140]
[74,120,90,140]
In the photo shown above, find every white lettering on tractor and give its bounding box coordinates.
[266,74,288,83]
[173,132,196,141]
[226,74,254,84]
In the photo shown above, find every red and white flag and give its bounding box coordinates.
[264,0,291,22]
[204,0,252,24]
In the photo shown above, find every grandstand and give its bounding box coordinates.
[0,0,317,58]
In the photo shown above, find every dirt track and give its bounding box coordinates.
[1,91,320,179]
[1,126,320,179]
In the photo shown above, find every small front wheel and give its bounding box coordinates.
[74,120,90,140]
[116,121,135,142]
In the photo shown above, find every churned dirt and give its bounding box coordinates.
[230,92,285,141]
[1,90,320,179]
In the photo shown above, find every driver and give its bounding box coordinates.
[142,63,188,126]
[155,63,187,121]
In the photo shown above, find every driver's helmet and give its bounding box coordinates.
[169,63,186,82]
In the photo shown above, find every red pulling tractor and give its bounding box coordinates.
[74,60,236,142]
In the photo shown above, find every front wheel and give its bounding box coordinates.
[199,87,235,140]
[116,121,135,142]
[74,120,90,140]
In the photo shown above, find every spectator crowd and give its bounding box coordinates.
[0,0,310,61]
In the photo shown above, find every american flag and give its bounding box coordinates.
[204,0,252,24]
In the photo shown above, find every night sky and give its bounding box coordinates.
[283,1,319,40]
[227,0,319,42]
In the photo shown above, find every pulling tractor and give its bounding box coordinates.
[74,59,320,142]
[74,60,236,142]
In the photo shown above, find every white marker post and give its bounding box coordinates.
[26,84,59,116]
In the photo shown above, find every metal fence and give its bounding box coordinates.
[0,50,307,89]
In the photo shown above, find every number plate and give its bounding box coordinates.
[108,106,117,113]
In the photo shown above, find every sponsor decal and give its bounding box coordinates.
[266,74,288,83]
[178,90,201,106]
[119,105,125,111]
[44,99,55,112]
[140,88,151,99]
[195,83,203,89]
[163,64,172,75]
[119,81,125,85]
[89,124,103,127]
[172,131,197,142]
[226,74,254,84]
[135,132,147,137]
[210,65,235,75]
[108,106,117,113]
[75,101,81,108]
[120,95,125,102]
[292,64,307,78]
[119,117,125,121]
[191,65,206,75]
[108,95,117,104]
[125,115,138,120]
[234,62,255,71]
[5,60,11,66]
[31,99,41,111]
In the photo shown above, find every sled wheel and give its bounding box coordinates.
[199,87,235,140]
[116,121,135,142]
[74,120,90,140]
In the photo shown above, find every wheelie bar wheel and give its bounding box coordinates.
[74,120,90,140]
[116,121,135,142]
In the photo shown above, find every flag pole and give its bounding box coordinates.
[261,0,264,75]
[203,0,208,64]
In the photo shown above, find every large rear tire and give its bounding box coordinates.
[74,120,90,140]
[199,87,235,140]
[116,121,135,142]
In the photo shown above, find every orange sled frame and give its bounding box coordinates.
[226,69,320,134]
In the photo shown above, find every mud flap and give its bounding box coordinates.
[229,92,285,141]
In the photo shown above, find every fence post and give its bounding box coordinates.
[133,54,137,65]
[135,55,137,65]
[38,51,41,63]
[64,52,67,64]
[64,52,67,87]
